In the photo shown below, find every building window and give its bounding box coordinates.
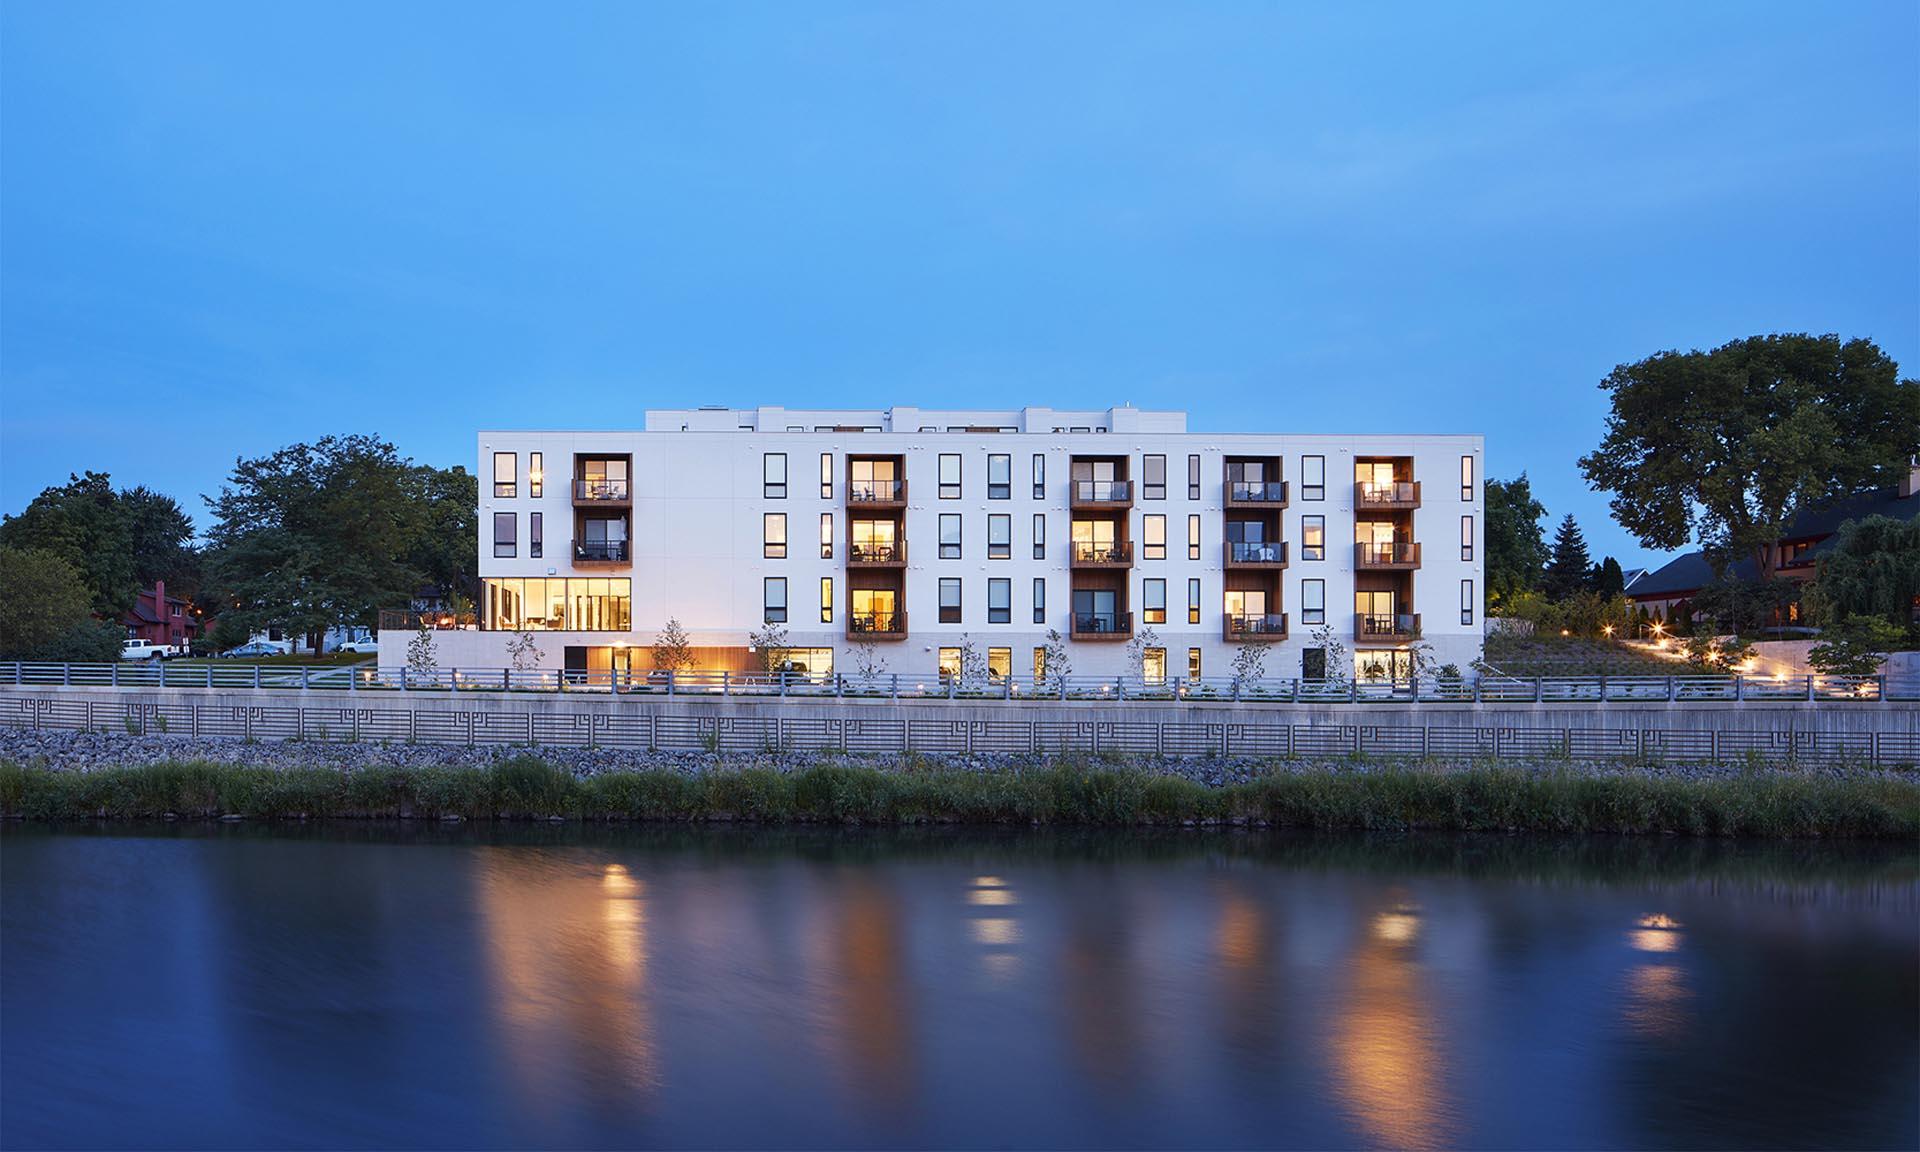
[987,647,1012,682]
[821,512,834,559]
[1462,579,1475,626]
[1461,455,1475,501]
[939,453,961,499]
[1301,578,1325,625]
[1188,647,1202,680]
[1143,514,1166,560]
[492,512,516,557]
[821,453,833,499]
[763,577,787,623]
[988,454,1011,500]
[1033,646,1047,685]
[1301,455,1325,501]
[529,512,543,559]
[1188,454,1201,500]
[1187,514,1201,560]
[1142,648,1167,685]
[1033,577,1046,623]
[939,578,962,623]
[493,452,516,498]
[939,513,962,559]
[1461,515,1474,561]
[1143,578,1166,624]
[1302,516,1325,561]
[482,578,631,631]
[939,648,961,679]
[1032,513,1047,559]
[763,513,787,559]
[1032,454,1046,499]
[988,514,1011,559]
[1188,577,1201,624]
[1143,454,1166,500]
[989,578,1011,624]
[763,453,787,499]
[821,577,834,624]
[529,452,543,498]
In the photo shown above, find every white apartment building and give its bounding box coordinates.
[410,405,1484,683]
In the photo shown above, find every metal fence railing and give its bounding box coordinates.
[0,662,1912,704]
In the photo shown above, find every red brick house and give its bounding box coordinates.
[122,580,202,649]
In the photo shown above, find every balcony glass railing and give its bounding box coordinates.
[573,539,629,563]
[1356,541,1419,565]
[1225,612,1288,636]
[848,542,904,563]
[1356,481,1418,505]
[1358,612,1419,636]
[1227,480,1288,502]
[1072,611,1132,635]
[848,480,905,502]
[849,611,906,634]
[1073,480,1131,502]
[574,478,630,501]
[1070,541,1132,563]
[1227,540,1287,564]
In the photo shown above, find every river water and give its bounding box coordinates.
[2,824,1914,1150]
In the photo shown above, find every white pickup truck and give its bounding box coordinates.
[120,638,182,661]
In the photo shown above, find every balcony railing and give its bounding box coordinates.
[1071,480,1132,506]
[847,611,908,637]
[1070,541,1133,566]
[377,610,479,631]
[1356,612,1421,640]
[1355,480,1420,508]
[848,479,906,505]
[1355,541,1421,568]
[1224,612,1288,641]
[573,478,631,503]
[1225,540,1288,566]
[573,539,630,564]
[1226,480,1288,505]
[848,541,907,566]
[1071,611,1132,639]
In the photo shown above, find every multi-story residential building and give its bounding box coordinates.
[395,406,1484,681]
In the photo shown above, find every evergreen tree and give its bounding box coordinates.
[1544,514,1592,599]
[1590,556,1626,598]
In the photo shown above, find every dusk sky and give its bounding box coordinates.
[2,2,1914,569]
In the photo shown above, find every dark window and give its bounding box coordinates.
[1033,578,1046,624]
[1033,513,1046,559]
[1302,648,1327,681]
[939,513,962,559]
[1143,454,1166,500]
[1301,455,1325,501]
[1187,454,1201,500]
[1032,454,1046,499]
[763,453,787,499]
[988,514,1011,559]
[530,512,543,559]
[939,578,962,623]
[763,577,787,623]
[493,512,516,557]
[1188,577,1201,624]
[988,578,1011,624]
[939,454,961,499]
[1462,579,1475,626]
[1143,578,1166,624]
[1301,578,1325,625]
[988,454,1011,500]
[1461,515,1474,561]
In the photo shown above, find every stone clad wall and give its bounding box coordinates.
[2,685,1915,765]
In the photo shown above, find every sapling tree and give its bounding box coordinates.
[407,618,438,679]
[1125,625,1162,682]
[747,621,788,673]
[1038,628,1072,693]
[1310,623,1350,686]
[1229,642,1268,691]
[506,629,543,671]
[651,617,694,676]
[848,639,887,688]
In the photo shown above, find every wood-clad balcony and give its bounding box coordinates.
[1224,612,1288,642]
[847,541,907,568]
[1069,541,1133,569]
[572,478,631,507]
[571,539,631,568]
[1224,479,1288,508]
[1070,611,1133,640]
[1224,540,1288,569]
[1070,479,1133,510]
[1355,541,1421,570]
[846,479,907,510]
[1355,612,1421,643]
[847,610,908,640]
[1355,480,1420,510]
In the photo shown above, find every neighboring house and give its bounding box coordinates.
[122,580,202,649]
[1627,463,1920,624]
[246,625,374,655]
[379,405,1488,682]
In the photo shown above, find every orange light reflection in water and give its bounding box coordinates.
[1329,900,1455,1150]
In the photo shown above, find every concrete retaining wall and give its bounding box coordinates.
[4,685,1915,765]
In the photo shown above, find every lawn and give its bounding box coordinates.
[1480,634,1682,678]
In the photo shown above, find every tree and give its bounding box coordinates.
[0,547,114,660]
[1807,616,1904,677]
[0,472,197,616]
[1590,556,1626,598]
[1484,474,1548,608]
[1125,625,1162,682]
[651,618,695,675]
[406,617,439,678]
[848,639,888,687]
[948,633,988,689]
[1691,576,1799,639]
[1229,642,1267,691]
[1308,623,1349,686]
[1803,515,1920,633]
[1580,334,1920,576]
[1037,629,1071,693]
[747,621,788,673]
[505,630,543,672]
[1543,514,1592,600]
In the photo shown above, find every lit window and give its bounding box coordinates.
[939,578,962,623]
[493,512,516,557]
[1143,514,1165,560]
[940,513,962,559]
[1301,578,1325,625]
[763,577,787,623]
[763,513,787,559]
[939,647,961,679]
[1301,455,1325,501]
[988,578,1011,624]
[481,578,631,631]
[939,454,961,499]
[1187,514,1200,560]
[988,454,1011,500]
[529,452,543,498]
[821,452,833,499]
[1188,647,1201,680]
[763,453,787,499]
[1033,646,1047,685]
[821,512,834,559]
[1143,454,1166,500]
[1143,578,1166,624]
[1188,577,1201,624]
[1302,516,1325,561]
[987,647,1012,682]
[1461,455,1475,501]
[1142,648,1166,685]
[988,514,1011,559]
[493,452,517,498]
[821,577,833,624]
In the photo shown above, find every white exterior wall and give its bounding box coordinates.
[442,407,1485,677]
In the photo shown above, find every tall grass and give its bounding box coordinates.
[1,757,1915,838]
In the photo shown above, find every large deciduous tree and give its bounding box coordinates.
[1804,515,1920,634]
[0,546,122,660]
[1484,474,1548,608]
[1580,334,1920,576]
[0,472,197,615]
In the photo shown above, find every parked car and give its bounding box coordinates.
[220,641,284,660]
[337,639,379,654]
[120,638,177,661]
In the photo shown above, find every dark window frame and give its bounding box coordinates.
[988,577,1011,624]
[492,511,516,557]
[1187,454,1201,500]
[493,452,516,498]
[938,453,961,499]
[1143,578,1166,624]
[1032,453,1046,499]
[763,453,787,499]
[763,577,787,623]
[763,512,787,559]
[938,577,962,623]
[1143,454,1166,500]
[988,513,1011,559]
[1301,455,1325,501]
[1302,515,1325,561]
[987,453,1011,500]
[1033,577,1046,624]
[1301,578,1325,625]
[530,512,543,559]
[939,513,962,559]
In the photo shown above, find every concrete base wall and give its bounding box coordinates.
[4,685,1914,765]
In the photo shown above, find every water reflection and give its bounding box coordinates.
[1329,895,1455,1150]
[966,875,1022,979]
[816,875,915,1112]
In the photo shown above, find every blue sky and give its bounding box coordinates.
[3,2,1915,568]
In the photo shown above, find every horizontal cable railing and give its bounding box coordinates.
[0,661,1911,704]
